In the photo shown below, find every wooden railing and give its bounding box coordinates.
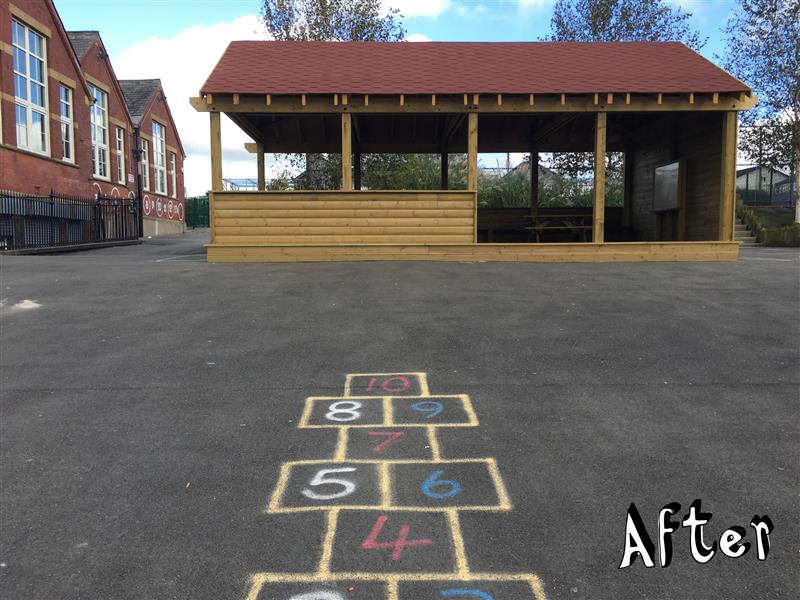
[211,190,477,245]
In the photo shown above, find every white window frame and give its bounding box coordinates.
[88,84,109,180]
[58,84,74,162]
[152,120,167,195]
[141,138,150,191]
[115,127,126,184]
[169,152,177,198]
[12,19,49,155]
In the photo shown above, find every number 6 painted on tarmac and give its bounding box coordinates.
[440,590,494,600]
[301,468,357,500]
[421,469,462,499]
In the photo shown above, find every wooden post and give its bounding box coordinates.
[467,112,478,191]
[593,112,607,243]
[256,143,265,191]
[354,151,362,190]
[441,153,449,190]
[530,151,539,218]
[209,111,222,192]
[341,113,352,190]
[718,111,737,241]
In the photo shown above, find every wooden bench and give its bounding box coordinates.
[525,213,593,242]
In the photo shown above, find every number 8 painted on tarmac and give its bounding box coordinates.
[325,401,362,422]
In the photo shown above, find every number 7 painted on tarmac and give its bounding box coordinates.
[368,431,405,453]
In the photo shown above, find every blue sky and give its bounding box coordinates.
[52,0,741,195]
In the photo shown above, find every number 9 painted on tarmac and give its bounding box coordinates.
[440,590,494,599]
[410,401,444,419]
[325,401,362,422]
[421,469,462,499]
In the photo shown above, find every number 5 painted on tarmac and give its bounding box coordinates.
[440,590,494,600]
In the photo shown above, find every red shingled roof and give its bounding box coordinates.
[200,41,750,96]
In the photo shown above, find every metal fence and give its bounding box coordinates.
[736,165,796,207]
[0,190,139,251]
[185,196,209,229]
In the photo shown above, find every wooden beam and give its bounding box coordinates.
[341,112,353,190]
[467,113,478,192]
[354,151,362,190]
[232,93,240,105]
[342,94,348,106]
[189,93,758,114]
[205,93,213,105]
[497,94,502,106]
[463,93,468,106]
[432,94,437,106]
[607,93,613,105]
[657,93,663,105]
[441,152,449,190]
[718,111,737,241]
[301,94,307,106]
[593,112,607,243]
[364,94,369,106]
[530,150,539,220]
[266,94,271,106]
[529,93,535,106]
[712,92,720,104]
[210,111,223,192]
[594,93,599,105]
[473,94,479,106]
[400,94,405,106]
[689,92,695,105]
[626,93,631,105]
[256,143,265,191]
[333,94,339,106]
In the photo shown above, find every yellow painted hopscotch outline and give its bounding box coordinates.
[250,372,547,600]
[266,458,512,513]
[344,372,431,398]
[298,395,479,428]
[246,573,547,600]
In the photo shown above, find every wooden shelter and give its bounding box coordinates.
[191,41,755,262]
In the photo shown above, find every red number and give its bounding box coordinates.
[382,376,410,393]
[367,377,378,392]
[368,431,405,453]
[361,515,433,560]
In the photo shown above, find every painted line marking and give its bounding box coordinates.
[333,427,349,461]
[380,462,393,508]
[383,397,394,425]
[446,509,470,577]
[317,508,340,577]
[427,426,442,460]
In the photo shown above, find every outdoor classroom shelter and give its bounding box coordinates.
[191,41,756,263]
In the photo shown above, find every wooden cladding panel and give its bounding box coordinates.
[212,191,476,245]
[207,241,740,263]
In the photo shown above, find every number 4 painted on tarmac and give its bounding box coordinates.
[361,515,433,560]
[368,431,405,453]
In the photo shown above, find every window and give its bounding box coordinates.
[169,152,177,198]
[12,19,48,154]
[141,139,150,191]
[58,85,73,162]
[152,121,167,195]
[115,127,126,184]
[88,85,109,179]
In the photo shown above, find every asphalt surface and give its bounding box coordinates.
[1,230,798,600]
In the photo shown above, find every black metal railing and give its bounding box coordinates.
[0,189,140,251]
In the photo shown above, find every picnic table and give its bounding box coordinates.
[525,213,593,242]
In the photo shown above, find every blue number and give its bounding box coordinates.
[440,590,494,600]
[410,400,443,419]
[421,469,462,499]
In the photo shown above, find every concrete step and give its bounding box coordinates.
[735,224,749,231]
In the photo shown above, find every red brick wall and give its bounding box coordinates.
[139,91,185,223]
[77,38,135,198]
[0,1,94,196]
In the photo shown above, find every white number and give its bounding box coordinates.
[289,592,344,600]
[325,401,362,422]
[301,468,357,500]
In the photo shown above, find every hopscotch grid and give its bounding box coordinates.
[255,373,547,600]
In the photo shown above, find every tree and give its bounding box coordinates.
[262,0,405,41]
[261,0,406,189]
[723,0,799,221]
[547,0,705,190]
[549,0,704,49]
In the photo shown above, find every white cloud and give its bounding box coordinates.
[385,0,450,18]
[113,15,266,196]
[407,33,432,42]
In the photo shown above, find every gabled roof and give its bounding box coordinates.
[39,1,92,98]
[66,30,100,60]
[200,41,751,96]
[118,79,186,156]
[119,79,161,125]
